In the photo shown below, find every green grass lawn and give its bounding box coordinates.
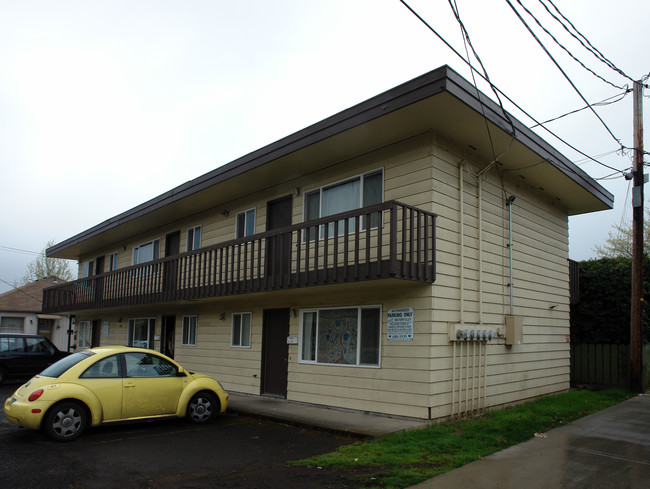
[291,389,631,489]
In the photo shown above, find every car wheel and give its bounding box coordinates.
[186,391,218,424]
[43,401,87,442]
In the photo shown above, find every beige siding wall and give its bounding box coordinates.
[74,131,572,420]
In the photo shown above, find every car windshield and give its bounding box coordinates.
[39,351,96,378]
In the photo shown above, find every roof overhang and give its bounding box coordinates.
[48,65,613,260]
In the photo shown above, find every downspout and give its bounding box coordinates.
[459,161,465,324]
[477,179,483,322]
[506,196,516,315]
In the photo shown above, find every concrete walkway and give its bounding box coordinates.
[227,392,430,437]
[411,393,650,489]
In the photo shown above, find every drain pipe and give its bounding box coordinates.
[506,196,516,315]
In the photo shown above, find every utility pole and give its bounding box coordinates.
[630,80,644,393]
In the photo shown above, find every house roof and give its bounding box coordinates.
[48,65,613,260]
[0,277,67,314]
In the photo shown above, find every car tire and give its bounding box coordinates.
[186,391,219,424]
[43,401,88,442]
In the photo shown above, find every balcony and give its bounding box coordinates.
[43,201,436,313]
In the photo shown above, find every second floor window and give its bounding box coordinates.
[133,239,160,265]
[304,169,383,239]
[187,226,201,252]
[81,260,94,278]
[236,209,256,238]
[109,252,119,271]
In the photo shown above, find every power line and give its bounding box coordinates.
[397,0,627,177]
[516,0,626,90]
[447,0,516,143]
[0,278,42,302]
[505,0,624,150]
[0,245,40,256]
[537,0,637,85]
[530,89,631,128]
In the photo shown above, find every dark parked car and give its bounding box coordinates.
[0,334,69,383]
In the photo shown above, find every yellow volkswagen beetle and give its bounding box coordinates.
[4,346,228,441]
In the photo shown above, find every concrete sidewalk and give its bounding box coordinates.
[227,392,430,437]
[411,393,650,489]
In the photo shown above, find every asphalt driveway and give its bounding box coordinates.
[0,382,357,489]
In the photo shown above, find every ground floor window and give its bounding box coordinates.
[300,306,381,366]
[0,316,24,333]
[182,315,197,346]
[77,320,92,349]
[231,312,251,348]
[127,318,155,349]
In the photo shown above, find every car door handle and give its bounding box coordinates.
[124,383,136,389]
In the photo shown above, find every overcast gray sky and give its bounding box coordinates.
[1,0,648,294]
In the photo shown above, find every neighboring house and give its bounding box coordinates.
[0,276,72,351]
[42,66,613,420]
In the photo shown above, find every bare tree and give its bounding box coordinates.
[593,209,650,258]
[16,239,75,285]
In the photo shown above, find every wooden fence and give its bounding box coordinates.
[570,343,629,388]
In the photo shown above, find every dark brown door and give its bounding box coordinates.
[266,196,292,283]
[91,320,101,348]
[94,256,105,302]
[95,256,105,275]
[161,315,176,359]
[261,308,290,397]
[164,231,180,293]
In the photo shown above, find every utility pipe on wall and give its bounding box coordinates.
[506,196,516,316]
[459,161,465,324]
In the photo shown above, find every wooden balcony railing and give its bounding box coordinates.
[43,201,436,313]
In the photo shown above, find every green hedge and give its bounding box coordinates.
[570,256,650,344]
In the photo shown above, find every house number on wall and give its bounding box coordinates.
[387,308,414,341]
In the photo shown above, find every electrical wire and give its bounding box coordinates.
[397,0,627,177]
[517,0,626,90]
[537,0,637,85]
[505,0,624,150]
[0,278,43,302]
[448,0,516,144]
[530,89,631,128]
[0,245,40,256]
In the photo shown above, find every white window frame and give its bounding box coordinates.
[108,252,119,272]
[77,320,92,349]
[299,305,382,368]
[181,315,197,346]
[235,208,256,239]
[127,317,155,349]
[231,312,252,348]
[303,168,383,240]
[133,239,161,265]
[186,225,202,252]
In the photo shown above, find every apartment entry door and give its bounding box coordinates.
[160,315,176,359]
[261,308,290,398]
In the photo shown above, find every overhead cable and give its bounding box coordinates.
[538,0,637,84]
[517,0,626,90]
[397,0,626,177]
[530,89,631,128]
[505,0,624,150]
[447,0,516,148]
